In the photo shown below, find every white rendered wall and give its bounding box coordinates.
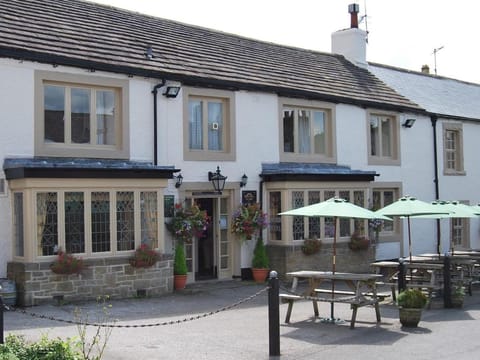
[0,59,158,276]
[0,59,36,277]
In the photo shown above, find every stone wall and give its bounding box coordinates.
[7,255,173,306]
[267,242,375,280]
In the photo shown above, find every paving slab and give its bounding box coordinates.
[2,279,480,359]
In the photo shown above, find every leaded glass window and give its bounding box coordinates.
[269,192,282,241]
[339,191,350,237]
[116,191,135,251]
[308,191,320,238]
[37,192,58,256]
[14,193,24,257]
[92,192,110,253]
[140,192,158,248]
[292,191,304,240]
[65,192,85,253]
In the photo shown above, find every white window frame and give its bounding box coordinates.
[279,98,336,163]
[183,87,235,161]
[443,122,465,175]
[9,178,166,262]
[266,184,369,245]
[367,110,400,165]
[370,184,402,245]
[34,71,129,159]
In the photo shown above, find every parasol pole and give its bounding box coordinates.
[407,216,412,263]
[330,216,338,320]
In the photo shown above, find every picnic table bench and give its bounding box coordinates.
[280,271,383,329]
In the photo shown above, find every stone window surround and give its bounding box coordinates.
[266,182,372,246]
[442,122,465,176]
[182,86,236,161]
[367,109,401,166]
[34,70,130,159]
[279,97,337,164]
[9,177,167,262]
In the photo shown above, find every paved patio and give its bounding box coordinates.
[3,280,480,359]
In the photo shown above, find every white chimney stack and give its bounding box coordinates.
[331,3,367,68]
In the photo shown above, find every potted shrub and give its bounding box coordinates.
[251,237,269,283]
[166,202,209,290]
[397,288,428,327]
[173,243,188,290]
[451,285,465,308]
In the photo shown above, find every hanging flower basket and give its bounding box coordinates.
[231,203,268,241]
[166,203,210,243]
[301,238,322,255]
[348,232,370,251]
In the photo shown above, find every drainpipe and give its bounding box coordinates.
[152,80,166,166]
[431,115,441,255]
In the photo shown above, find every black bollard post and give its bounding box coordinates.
[0,296,4,344]
[398,259,406,293]
[443,255,452,308]
[268,270,280,357]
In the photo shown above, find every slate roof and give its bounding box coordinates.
[0,0,423,113]
[3,157,178,179]
[260,163,377,182]
[369,63,480,121]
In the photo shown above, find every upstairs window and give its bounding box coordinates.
[35,71,128,159]
[368,112,400,165]
[184,87,235,161]
[44,85,116,146]
[443,123,464,175]
[280,99,335,163]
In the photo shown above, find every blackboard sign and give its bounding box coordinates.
[164,195,175,217]
[242,190,257,205]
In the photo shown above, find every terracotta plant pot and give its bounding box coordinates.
[174,274,187,290]
[251,268,269,283]
[399,307,423,327]
[451,295,464,308]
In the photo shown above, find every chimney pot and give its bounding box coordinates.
[348,3,360,28]
[421,64,430,74]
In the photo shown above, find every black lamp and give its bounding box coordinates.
[240,174,248,187]
[208,166,227,194]
[174,173,183,188]
[163,86,181,98]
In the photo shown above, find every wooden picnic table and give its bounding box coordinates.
[280,270,382,329]
[370,260,444,304]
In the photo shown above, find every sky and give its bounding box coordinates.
[92,0,480,84]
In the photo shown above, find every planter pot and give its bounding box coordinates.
[251,268,269,283]
[451,295,464,308]
[399,307,423,327]
[174,274,188,290]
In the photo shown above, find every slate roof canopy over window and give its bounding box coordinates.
[260,163,377,182]
[0,0,423,113]
[3,158,178,180]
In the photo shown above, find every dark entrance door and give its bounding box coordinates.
[195,198,216,280]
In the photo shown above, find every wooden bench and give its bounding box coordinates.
[279,293,319,323]
[280,289,381,329]
[314,288,391,301]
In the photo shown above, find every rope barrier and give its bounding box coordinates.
[2,286,269,329]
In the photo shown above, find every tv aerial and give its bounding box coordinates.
[433,46,444,75]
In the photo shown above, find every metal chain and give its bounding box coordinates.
[2,286,269,328]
